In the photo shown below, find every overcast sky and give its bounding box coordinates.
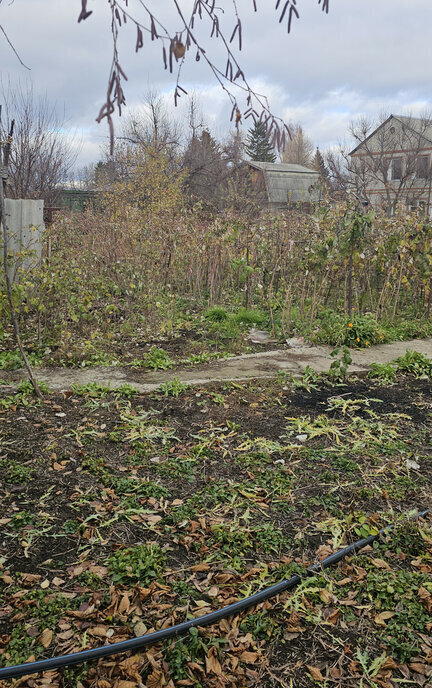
[1,0,432,169]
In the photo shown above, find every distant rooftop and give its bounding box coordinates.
[350,114,432,156]
[247,161,318,175]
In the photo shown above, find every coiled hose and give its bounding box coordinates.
[0,508,429,681]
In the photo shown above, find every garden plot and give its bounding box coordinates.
[0,363,431,688]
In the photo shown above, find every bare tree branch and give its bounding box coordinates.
[2,1,330,155]
[0,82,78,204]
[0,23,30,70]
[77,0,330,154]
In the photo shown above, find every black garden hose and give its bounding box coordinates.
[0,508,429,681]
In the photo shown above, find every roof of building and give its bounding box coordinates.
[247,161,319,205]
[349,114,432,156]
[396,115,432,144]
[247,161,318,175]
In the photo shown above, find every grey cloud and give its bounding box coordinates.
[1,0,431,167]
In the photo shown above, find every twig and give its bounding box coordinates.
[0,24,31,70]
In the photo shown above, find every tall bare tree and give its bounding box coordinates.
[120,91,182,160]
[0,82,78,205]
[325,147,350,196]
[282,123,314,166]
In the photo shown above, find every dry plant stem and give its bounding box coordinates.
[391,260,404,323]
[375,264,392,320]
[281,283,293,338]
[0,142,42,398]
[426,276,432,318]
[268,257,279,336]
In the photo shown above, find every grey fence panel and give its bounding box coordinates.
[2,199,44,280]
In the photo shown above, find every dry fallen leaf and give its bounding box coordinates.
[324,608,340,625]
[307,665,325,681]
[118,595,130,614]
[239,651,259,664]
[118,656,141,678]
[319,589,335,604]
[370,558,391,571]
[418,586,432,612]
[286,611,306,633]
[88,626,109,637]
[409,662,429,676]
[39,628,53,649]
[190,563,210,572]
[374,611,396,626]
[146,668,166,688]
[316,544,334,560]
[57,629,74,641]
[21,573,41,585]
[69,603,95,618]
[205,646,222,676]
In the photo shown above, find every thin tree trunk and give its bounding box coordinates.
[347,252,353,315]
[1,121,42,398]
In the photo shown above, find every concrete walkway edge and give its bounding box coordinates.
[1,339,431,393]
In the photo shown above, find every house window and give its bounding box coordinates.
[417,155,429,179]
[391,158,402,180]
[419,201,427,215]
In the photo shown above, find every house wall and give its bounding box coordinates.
[350,117,432,213]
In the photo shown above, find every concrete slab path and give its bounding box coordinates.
[1,338,431,393]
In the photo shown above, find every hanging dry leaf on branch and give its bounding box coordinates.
[72,0,330,153]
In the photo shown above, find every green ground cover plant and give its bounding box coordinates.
[0,360,431,687]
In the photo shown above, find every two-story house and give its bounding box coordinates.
[349,114,432,215]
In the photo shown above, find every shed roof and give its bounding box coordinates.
[247,161,320,205]
[248,161,318,175]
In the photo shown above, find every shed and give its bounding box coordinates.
[58,188,98,212]
[247,161,320,210]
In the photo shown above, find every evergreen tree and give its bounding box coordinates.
[183,129,227,206]
[313,146,331,195]
[244,121,276,162]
